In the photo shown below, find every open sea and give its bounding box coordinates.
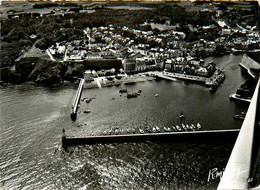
[0,54,251,189]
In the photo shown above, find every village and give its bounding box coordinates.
[1,1,260,87]
[45,17,259,84]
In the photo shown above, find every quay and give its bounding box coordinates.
[154,70,225,89]
[70,78,85,120]
[62,129,240,147]
[158,71,206,84]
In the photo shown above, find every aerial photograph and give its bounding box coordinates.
[0,0,260,189]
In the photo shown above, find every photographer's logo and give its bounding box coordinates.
[207,166,247,183]
[207,168,224,182]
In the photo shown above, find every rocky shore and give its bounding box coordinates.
[0,58,85,86]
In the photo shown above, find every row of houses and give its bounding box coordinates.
[122,55,216,77]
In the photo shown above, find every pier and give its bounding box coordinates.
[62,129,240,147]
[70,78,85,120]
[154,70,225,89]
[157,72,206,83]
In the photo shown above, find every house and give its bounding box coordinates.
[197,67,208,77]
[136,58,146,72]
[122,59,136,73]
[84,70,94,82]
[165,59,172,71]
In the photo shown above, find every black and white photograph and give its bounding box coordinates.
[0,0,260,189]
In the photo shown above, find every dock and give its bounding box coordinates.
[155,70,225,89]
[62,129,240,147]
[157,72,206,83]
[70,78,85,120]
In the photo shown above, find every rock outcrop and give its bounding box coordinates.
[64,63,84,82]
[29,59,64,86]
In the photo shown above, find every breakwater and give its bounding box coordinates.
[70,78,85,120]
[62,129,240,147]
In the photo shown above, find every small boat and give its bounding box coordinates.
[233,112,246,120]
[152,127,156,133]
[138,89,142,93]
[83,110,91,113]
[145,127,152,133]
[182,123,187,130]
[115,128,119,135]
[163,127,168,132]
[77,124,83,127]
[186,124,190,130]
[108,129,112,135]
[176,125,181,131]
[197,123,201,129]
[233,114,243,120]
[156,126,160,132]
[172,126,176,131]
[103,131,107,135]
[119,89,127,93]
[155,94,158,97]
[127,93,138,98]
[190,124,195,131]
[179,111,184,119]
[167,127,171,132]
[132,128,136,134]
[139,128,144,134]
[86,99,91,103]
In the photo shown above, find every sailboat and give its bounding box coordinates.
[179,110,184,119]
[182,123,187,131]
[139,128,144,134]
[83,102,91,113]
[197,123,201,130]
[190,124,196,131]
[132,122,136,134]
[176,125,181,131]
[186,124,190,131]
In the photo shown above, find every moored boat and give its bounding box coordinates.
[139,128,144,134]
[127,93,138,98]
[190,124,196,131]
[197,123,201,129]
[179,111,184,119]
[176,125,181,131]
[182,123,187,130]
[119,89,127,93]
[233,111,246,120]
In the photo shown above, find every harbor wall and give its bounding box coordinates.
[62,129,240,147]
